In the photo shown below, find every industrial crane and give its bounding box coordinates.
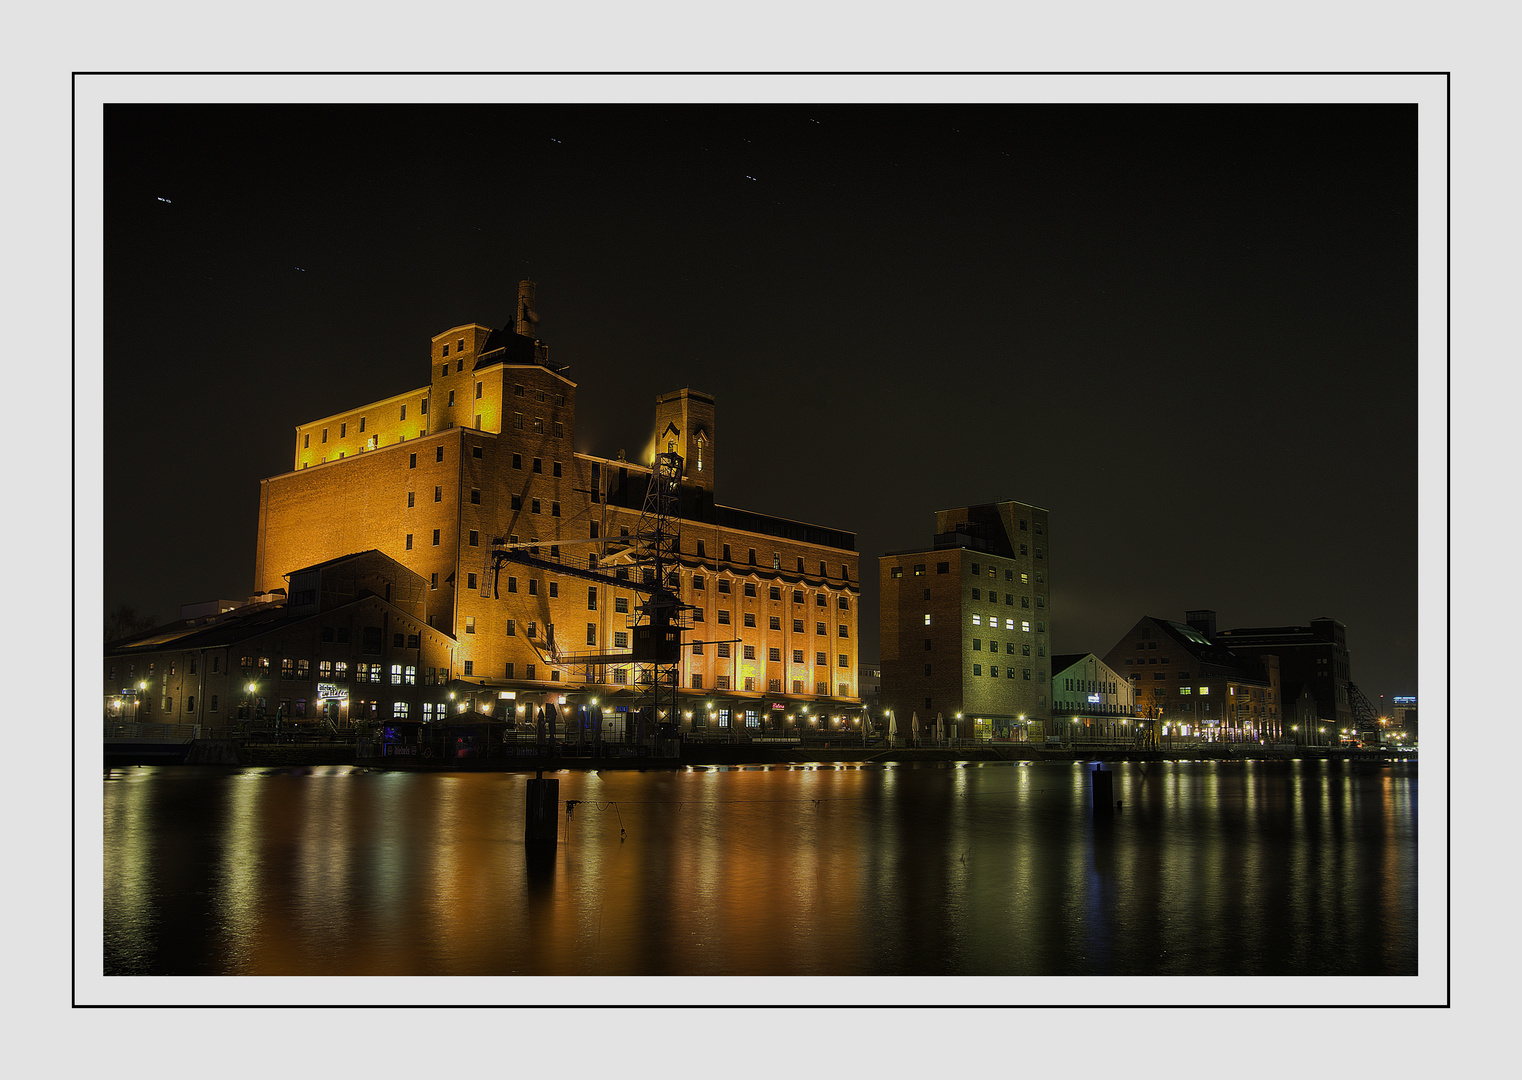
[1346,681,1383,746]
[487,451,689,745]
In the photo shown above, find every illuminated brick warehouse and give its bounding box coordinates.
[878,501,1052,742]
[249,282,861,737]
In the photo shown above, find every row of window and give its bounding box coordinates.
[966,665,1044,680]
[968,589,1044,607]
[510,385,565,407]
[686,542,852,581]
[305,401,431,449]
[1063,678,1119,694]
[689,675,851,695]
[693,578,851,608]
[926,636,1041,658]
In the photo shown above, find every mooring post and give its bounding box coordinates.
[1091,762,1113,814]
[525,769,559,845]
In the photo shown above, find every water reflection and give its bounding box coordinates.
[103,760,1417,977]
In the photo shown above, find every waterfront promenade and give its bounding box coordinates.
[104,725,1416,771]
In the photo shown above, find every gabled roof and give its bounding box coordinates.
[106,592,455,657]
[1148,617,1266,679]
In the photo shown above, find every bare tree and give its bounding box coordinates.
[105,605,158,645]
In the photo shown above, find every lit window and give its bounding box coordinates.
[924,614,931,625]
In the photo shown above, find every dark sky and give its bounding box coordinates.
[102,101,1419,699]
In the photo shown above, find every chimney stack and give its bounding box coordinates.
[515,279,539,337]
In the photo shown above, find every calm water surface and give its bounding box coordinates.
[102,759,1416,976]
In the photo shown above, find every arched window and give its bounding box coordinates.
[696,430,707,472]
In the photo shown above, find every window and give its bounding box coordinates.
[924,614,931,625]
[748,549,756,565]
[691,674,704,689]
[615,597,629,613]
[838,624,848,638]
[430,573,438,590]
[533,458,542,473]
[1022,621,1031,633]
[322,428,328,443]
[743,677,756,692]
[471,488,481,504]
[973,589,981,601]
[769,586,781,601]
[420,399,428,415]
[465,617,475,635]
[436,447,444,463]
[743,613,756,628]
[551,502,560,517]
[505,619,516,637]
[718,579,731,594]
[405,534,413,550]
[743,646,756,660]
[769,616,781,630]
[615,631,629,648]
[718,610,730,625]
[723,545,731,562]
[587,624,597,646]
[793,649,804,664]
[693,575,705,591]
[793,619,804,633]
[692,641,703,655]
[973,664,982,676]
[768,647,781,662]
[409,452,417,468]
[817,622,826,635]
[838,654,848,668]
[528,579,537,595]
[891,567,903,579]
[463,661,474,676]
[717,643,731,658]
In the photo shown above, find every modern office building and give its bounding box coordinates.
[879,501,1051,740]
[249,282,860,734]
[1102,611,1282,741]
[1214,616,1352,730]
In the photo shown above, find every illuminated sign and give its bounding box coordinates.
[1087,694,1101,703]
[770,702,786,710]
[317,683,347,701]
[1393,696,1416,705]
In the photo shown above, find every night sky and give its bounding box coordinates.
[101,96,1420,700]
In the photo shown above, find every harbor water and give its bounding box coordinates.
[102,758,1417,978]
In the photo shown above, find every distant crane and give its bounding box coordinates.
[1346,681,1382,745]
